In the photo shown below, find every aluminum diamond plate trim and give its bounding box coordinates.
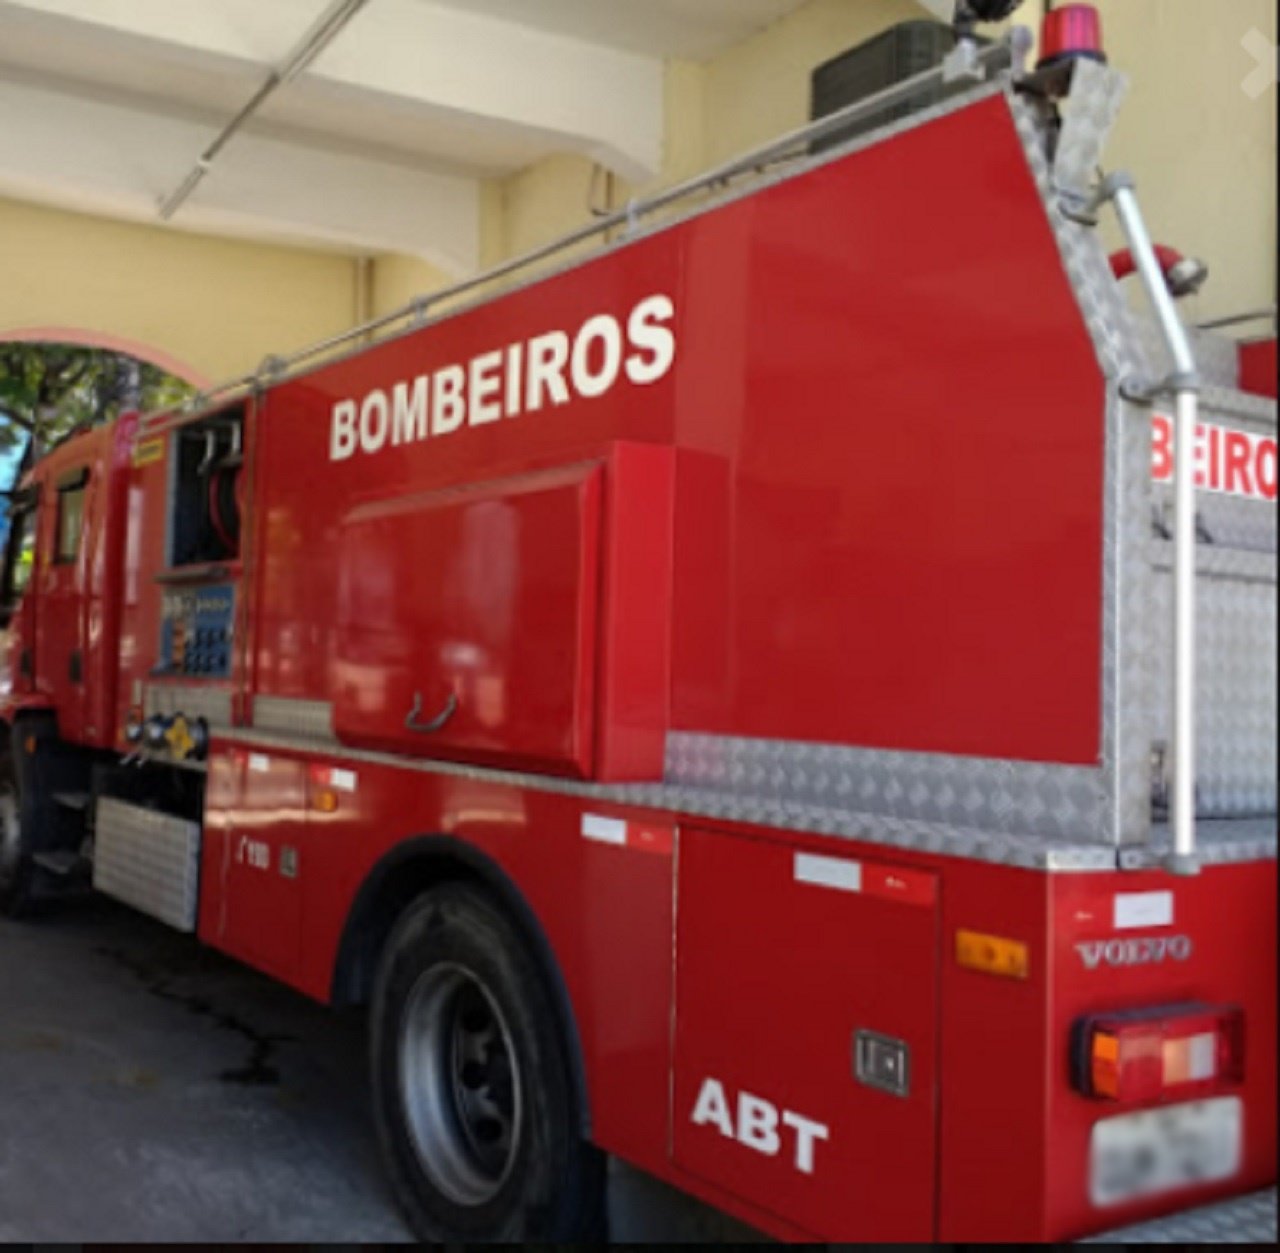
[1051,60,1130,197]
[1084,1186,1277,1244]
[253,695,334,740]
[664,734,1107,842]
[218,724,1115,871]
[1148,558,1277,816]
[93,797,201,932]
[1013,82,1154,846]
[1154,487,1279,554]
[1122,817,1277,869]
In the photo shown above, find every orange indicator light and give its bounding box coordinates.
[955,929,1030,980]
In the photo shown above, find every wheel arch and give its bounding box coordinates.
[330,834,593,1138]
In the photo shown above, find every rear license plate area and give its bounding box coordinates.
[1090,1096,1242,1207]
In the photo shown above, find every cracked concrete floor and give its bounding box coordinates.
[0,896,758,1242]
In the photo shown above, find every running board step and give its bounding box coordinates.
[53,791,91,811]
[33,850,85,877]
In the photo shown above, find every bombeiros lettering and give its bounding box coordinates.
[1151,413,1278,503]
[330,294,677,462]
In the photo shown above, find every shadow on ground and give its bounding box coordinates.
[0,896,761,1242]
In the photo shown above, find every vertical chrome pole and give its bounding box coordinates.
[1108,175,1201,874]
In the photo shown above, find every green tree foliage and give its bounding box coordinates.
[0,342,195,456]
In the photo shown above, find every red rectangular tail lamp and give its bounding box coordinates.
[1072,1004,1245,1103]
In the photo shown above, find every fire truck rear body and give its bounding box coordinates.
[1,55,1275,1243]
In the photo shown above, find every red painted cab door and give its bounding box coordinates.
[33,463,94,739]
[673,827,940,1240]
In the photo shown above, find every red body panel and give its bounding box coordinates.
[1240,337,1277,399]
[670,101,1104,762]
[673,827,939,1239]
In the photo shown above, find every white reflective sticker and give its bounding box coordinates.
[794,853,862,894]
[330,768,357,793]
[1114,890,1174,930]
[581,813,627,846]
[248,753,270,773]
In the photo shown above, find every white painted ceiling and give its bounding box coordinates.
[425,0,808,60]
[0,0,812,266]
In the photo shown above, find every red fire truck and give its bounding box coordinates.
[1,7,1275,1242]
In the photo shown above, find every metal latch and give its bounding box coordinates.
[854,1030,911,1098]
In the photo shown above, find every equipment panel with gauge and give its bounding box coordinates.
[158,583,236,679]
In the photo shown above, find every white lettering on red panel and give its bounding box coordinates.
[330,294,676,462]
[691,1077,830,1175]
[1152,414,1278,502]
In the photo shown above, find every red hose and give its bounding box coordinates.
[208,469,235,554]
[1109,245,1186,282]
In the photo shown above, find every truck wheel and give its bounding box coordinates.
[0,772,33,917]
[371,882,605,1241]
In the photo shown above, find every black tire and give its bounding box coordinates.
[0,728,34,918]
[370,881,605,1241]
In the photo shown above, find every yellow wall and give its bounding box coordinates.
[458,0,1276,331]
[4,0,1274,371]
[701,0,920,164]
[0,196,361,383]
[1097,0,1277,325]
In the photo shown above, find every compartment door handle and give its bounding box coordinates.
[405,690,458,734]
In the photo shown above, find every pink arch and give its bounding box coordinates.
[0,325,212,388]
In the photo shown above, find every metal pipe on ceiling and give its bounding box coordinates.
[157,0,371,222]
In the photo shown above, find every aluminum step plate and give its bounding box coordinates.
[92,797,201,932]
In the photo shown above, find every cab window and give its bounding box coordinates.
[3,506,36,602]
[55,468,88,565]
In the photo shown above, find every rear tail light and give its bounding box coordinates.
[1072,1004,1244,1102]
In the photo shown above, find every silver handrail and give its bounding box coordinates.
[1101,172,1201,875]
[154,34,1019,422]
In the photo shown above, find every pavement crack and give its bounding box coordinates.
[93,945,293,1086]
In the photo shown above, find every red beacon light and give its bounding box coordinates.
[1037,3,1107,70]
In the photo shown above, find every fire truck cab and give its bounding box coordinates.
[1,15,1275,1244]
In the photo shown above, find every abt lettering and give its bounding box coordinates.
[1076,934,1193,970]
[690,1077,829,1175]
[1152,413,1278,502]
[330,293,676,461]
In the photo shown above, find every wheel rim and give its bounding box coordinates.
[0,787,20,881]
[398,962,523,1207]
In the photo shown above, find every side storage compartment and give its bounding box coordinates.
[333,462,602,776]
[330,444,673,780]
[671,826,940,1240]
